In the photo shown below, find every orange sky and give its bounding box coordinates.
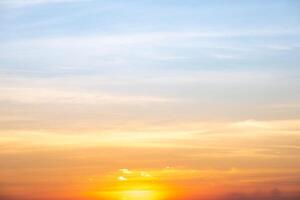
[1,1,300,200]
[1,120,300,200]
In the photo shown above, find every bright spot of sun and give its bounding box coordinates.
[94,169,169,200]
[114,189,164,200]
[96,187,166,200]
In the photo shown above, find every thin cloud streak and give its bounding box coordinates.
[1,29,299,70]
[0,87,174,104]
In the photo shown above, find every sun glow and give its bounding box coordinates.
[92,169,169,200]
[110,189,164,200]
[98,185,167,200]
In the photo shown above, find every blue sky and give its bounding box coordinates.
[1,0,300,72]
[0,0,300,124]
[1,0,300,37]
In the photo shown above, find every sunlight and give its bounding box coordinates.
[92,169,169,200]
[98,187,166,200]
[115,189,164,200]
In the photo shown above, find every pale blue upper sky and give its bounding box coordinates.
[0,0,300,124]
[1,0,300,71]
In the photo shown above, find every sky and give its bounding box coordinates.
[0,0,300,200]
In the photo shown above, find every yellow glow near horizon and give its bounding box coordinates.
[98,185,167,200]
[109,189,165,200]
[93,169,168,200]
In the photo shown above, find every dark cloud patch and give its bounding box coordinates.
[219,189,300,200]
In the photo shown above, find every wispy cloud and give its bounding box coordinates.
[211,53,243,60]
[1,29,298,70]
[0,87,174,104]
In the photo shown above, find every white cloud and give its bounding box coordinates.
[120,168,132,174]
[140,171,151,177]
[264,44,300,51]
[118,176,127,181]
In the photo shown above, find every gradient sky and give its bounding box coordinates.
[0,1,300,200]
